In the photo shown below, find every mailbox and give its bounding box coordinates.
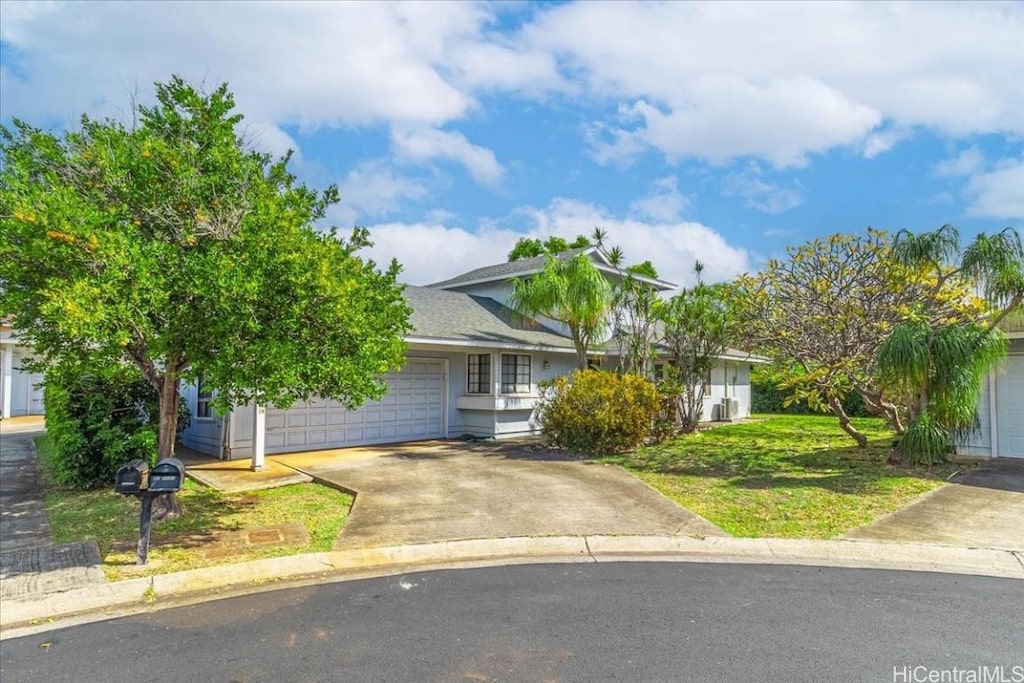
[115,459,149,494]
[147,458,186,493]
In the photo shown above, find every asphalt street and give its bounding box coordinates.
[1,562,1021,683]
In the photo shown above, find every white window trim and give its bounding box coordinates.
[466,352,493,396]
[500,353,533,395]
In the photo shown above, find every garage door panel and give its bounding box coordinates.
[996,356,1024,458]
[266,359,446,454]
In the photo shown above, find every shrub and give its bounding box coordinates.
[751,364,869,417]
[536,369,661,455]
[43,361,190,489]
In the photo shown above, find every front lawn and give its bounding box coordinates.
[35,435,353,580]
[603,414,960,538]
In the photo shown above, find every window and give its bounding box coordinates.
[197,376,213,419]
[703,368,712,393]
[501,354,532,394]
[467,354,491,394]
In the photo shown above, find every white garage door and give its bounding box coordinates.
[9,347,45,416]
[265,359,446,454]
[996,354,1024,458]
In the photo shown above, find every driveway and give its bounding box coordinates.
[271,440,726,549]
[844,461,1024,551]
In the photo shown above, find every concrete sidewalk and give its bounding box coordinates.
[2,534,1022,638]
[0,428,105,602]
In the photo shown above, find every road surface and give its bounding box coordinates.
[2,562,1021,682]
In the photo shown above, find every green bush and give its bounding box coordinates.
[43,361,190,489]
[751,382,870,417]
[537,369,661,455]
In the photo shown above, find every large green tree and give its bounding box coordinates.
[0,78,411,512]
[879,225,1023,463]
[733,229,986,447]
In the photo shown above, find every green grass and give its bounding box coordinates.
[35,435,352,580]
[602,414,961,538]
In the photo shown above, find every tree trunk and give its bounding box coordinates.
[828,395,868,448]
[858,388,906,434]
[153,372,183,520]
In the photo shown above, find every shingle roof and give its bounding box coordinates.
[427,247,591,289]
[404,286,576,350]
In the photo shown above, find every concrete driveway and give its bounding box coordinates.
[271,440,726,549]
[844,461,1024,551]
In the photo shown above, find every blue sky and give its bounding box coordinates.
[1,1,1021,288]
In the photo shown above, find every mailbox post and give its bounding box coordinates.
[114,457,185,565]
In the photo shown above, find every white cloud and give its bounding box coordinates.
[630,176,690,222]
[722,163,804,214]
[361,221,526,286]
[331,161,429,227]
[2,1,1021,172]
[762,228,799,238]
[391,127,504,186]
[934,147,985,178]
[3,2,1020,171]
[862,127,909,160]
[363,197,749,288]
[964,160,1024,220]
[614,76,881,168]
[0,2,483,127]
[242,121,302,161]
[519,1,1024,165]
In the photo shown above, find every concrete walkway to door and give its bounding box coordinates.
[272,440,727,550]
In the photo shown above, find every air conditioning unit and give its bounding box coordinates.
[720,398,741,421]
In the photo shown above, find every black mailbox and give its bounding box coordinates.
[147,458,185,493]
[115,459,149,494]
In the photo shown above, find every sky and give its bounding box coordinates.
[1,1,1022,289]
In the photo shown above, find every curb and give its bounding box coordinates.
[2,535,1021,638]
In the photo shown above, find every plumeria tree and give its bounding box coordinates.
[733,229,988,447]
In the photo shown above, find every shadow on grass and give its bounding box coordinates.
[609,422,956,496]
[47,483,273,554]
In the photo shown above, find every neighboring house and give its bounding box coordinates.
[0,324,46,419]
[956,318,1024,460]
[179,246,763,460]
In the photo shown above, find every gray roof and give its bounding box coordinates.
[404,286,576,350]
[428,248,591,289]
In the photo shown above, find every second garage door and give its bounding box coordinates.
[265,358,446,454]
[995,354,1024,459]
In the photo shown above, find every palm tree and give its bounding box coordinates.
[880,225,1024,464]
[508,250,613,370]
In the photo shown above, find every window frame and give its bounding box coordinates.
[500,353,532,395]
[466,353,492,395]
[196,375,214,420]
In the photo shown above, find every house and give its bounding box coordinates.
[956,317,1024,460]
[0,324,45,419]
[173,247,764,461]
